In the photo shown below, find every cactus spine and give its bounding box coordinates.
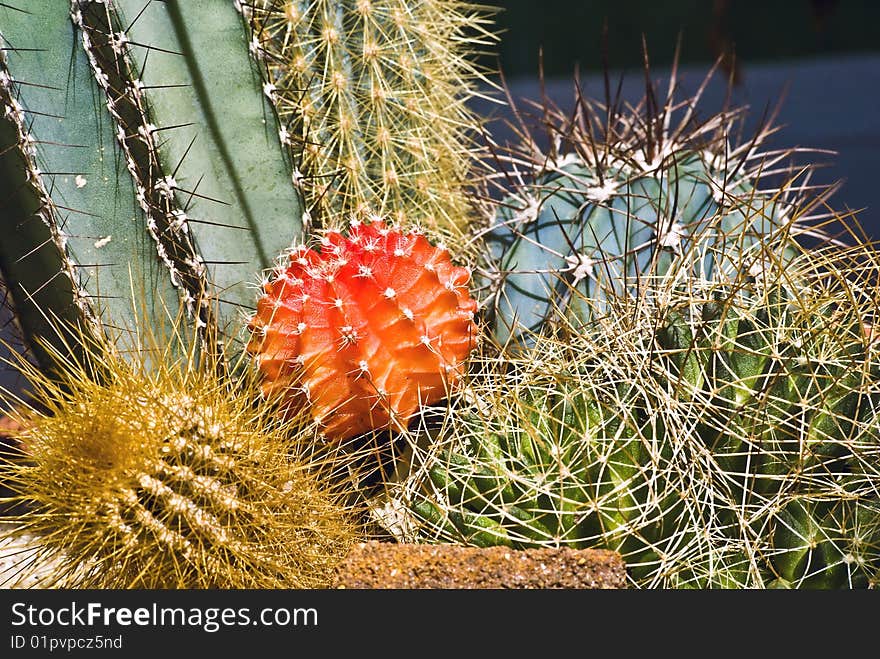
[0,1,305,372]
[404,247,880,588]
[247,0,497,244]
[0,325,357,589]
[481,64,834,346]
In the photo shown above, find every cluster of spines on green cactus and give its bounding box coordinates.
[477,52,853,345]
[71,1,209,327]
[241,0,498,245]
[401,244,880,588]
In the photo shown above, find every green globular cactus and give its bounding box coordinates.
[482,65,833,347]
[245,0,497,247]
[0,0,304,374]
[404,247,880,588]
[0,325,357,589]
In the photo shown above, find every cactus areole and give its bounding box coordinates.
[248,220,478,441]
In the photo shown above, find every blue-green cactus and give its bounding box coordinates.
[483,71,825,347]
[0,0,304,372]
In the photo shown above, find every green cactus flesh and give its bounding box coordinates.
[76,0,305,340]
[482,75,827,347]
[247,0,496,244]
[0,1,179,368]
[0,1,305,370]
[408,255,880,588]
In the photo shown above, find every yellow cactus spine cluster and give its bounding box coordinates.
[246,0,498,246]
[0,326,358,589]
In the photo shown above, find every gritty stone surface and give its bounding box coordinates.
[0,522,66,589]
[334,541,627,589]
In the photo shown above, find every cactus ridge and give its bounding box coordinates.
[479,57,846,346]
[72,1,211,326]
[248,217,478,442]
[245,0,498,245]
[75,0,306,341]
[1,1,306,372]
[0,321,357,589]
[402,245,880,588]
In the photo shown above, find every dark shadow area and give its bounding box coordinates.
[488,0,880,80]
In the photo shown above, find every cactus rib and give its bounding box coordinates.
[247,0,498,245]
[0,1,179,367]
[84,0,306,338]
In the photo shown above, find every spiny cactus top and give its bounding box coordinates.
[481,66,832,346]
[0,331,357,589]
[246,0,497,243]
[248,219,478,442]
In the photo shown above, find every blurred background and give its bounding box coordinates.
[476,0,879,237]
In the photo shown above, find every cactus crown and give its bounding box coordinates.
[248,218,478,443]
[478,56,845,346]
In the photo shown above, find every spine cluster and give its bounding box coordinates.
[246,0,497,242]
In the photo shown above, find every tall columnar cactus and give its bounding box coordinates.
[0,0,304,373]
[403,247,880,588]
[245,0,497,245]
[481,65,835,346]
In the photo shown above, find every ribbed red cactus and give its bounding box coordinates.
[247,220,477,441]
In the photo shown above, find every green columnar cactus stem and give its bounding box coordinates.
[76,0,305,340]
[405,247,880,588]
[246,0,497,247]
[0,1,305,372]
[0,1,179,369]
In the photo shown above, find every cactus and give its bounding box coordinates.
[481,63,837,346]
[247,218,478,442]
[0,321,357,589]
[402,246,880,588]
[245,0,497,245]
[0,0,304,373]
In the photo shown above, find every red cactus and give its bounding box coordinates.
[247,220,477,442]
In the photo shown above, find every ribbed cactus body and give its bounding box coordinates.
[488,151,798,345]
[482,70,828,347]
[0,1,304,372]
[248,220,477,442]
[0,335,355,589]
[248,0,496,242]
[408,254,880,588]
[0,2,179,368]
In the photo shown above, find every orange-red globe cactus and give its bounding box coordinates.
[247,220,477,442]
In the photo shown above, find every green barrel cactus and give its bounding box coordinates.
[405,247,880,588]
[0,0,304,373]
[482,68,825,346]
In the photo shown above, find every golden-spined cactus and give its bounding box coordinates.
[246,0,498,245]
[0,326,358,589]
